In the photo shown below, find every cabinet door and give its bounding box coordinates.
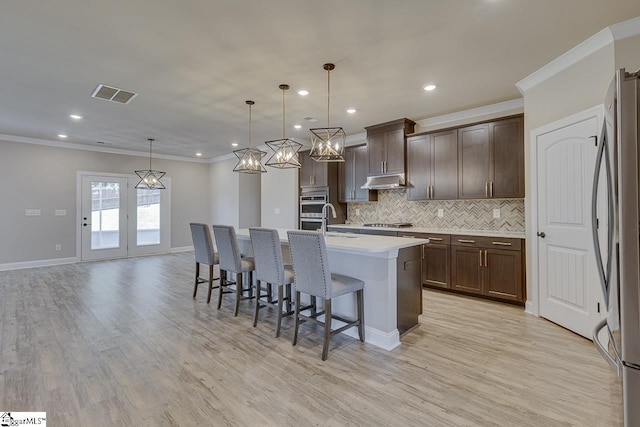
[431,130,458,200]
[423,243,450,289]
[458,124,490,199]
[484,248,523,302]
[368,133,386,175]
[491,117,524,198]
[451,246,483,294]
[313,161,328,187]
[299,150,314,187]
[384,129,406,174]
[340,147,355,202]
[353,145,373,201]
[406,135,431,201]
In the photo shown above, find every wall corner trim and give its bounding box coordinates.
[525,300,536,316]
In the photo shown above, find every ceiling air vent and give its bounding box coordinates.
[304,116,318,123]
[91,84,138,104]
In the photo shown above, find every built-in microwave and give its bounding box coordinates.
[299,189,327,230]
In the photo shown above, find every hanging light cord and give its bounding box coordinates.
[282,88,286,139]
[327,67,331,129]
[248,103,252,149]
[148,138,154,170]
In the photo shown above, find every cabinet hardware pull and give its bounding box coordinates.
[479,250,483,267]
[458,239,475,243]
[485,182,488,197]
[492,241,512,246]
[381,161,384,174]
[428,237,443,241]
[484,250,488,267]
[490,181,494,197]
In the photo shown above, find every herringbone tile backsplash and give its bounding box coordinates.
[347,189,524,232]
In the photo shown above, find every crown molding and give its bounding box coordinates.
[516,16,640,95]
[0,133,210,163]
[416,99,524,129]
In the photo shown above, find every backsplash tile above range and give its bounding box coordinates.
[347,189,524,233]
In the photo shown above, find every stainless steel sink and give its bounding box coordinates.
[325,232,359,239]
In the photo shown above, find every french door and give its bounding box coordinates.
[79,173,171,261]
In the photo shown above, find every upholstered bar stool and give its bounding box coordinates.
[287,230,365,360]
[249,228,295,337]
[212,225,255,316]
[189,223,220,303]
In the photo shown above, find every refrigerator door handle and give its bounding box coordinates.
[593,318,621,374]
[591,122,614,308]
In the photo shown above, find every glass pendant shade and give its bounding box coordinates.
[309,63,345,162]
[233,100,267,174]
[135,138,166,189]
[266,84,302,169]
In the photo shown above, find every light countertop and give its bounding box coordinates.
[328,224,526,239]
[236,228,429,257]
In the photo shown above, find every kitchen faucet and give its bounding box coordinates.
[321,203,337,237]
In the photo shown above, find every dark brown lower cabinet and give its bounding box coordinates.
[399,232,451,290]
[450,235,524,304]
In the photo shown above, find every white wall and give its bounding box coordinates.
[239,172,261,228]
[260,167,298,229]
[0,139,210,264]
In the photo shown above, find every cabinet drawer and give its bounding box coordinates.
[451,235,521,251]
[398,232,450,244]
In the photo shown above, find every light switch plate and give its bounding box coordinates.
[355,208,360,216]
[25,209,41,216]
[55,209,66,216]
[437,208,444,218]
[274,208,280,215]
[493,208,501,219]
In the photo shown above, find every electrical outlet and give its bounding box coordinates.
[437,208,444,218]
[274,208,280,215]
[493,208,501,219]
[25,209,41,216]
[355,208,360,216]
[55,244,61,251]
[55,209,66,216]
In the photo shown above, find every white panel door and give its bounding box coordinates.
[537,115,603,338]
[81,176,128,261]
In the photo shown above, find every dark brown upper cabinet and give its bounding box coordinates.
[458,116,524,199]
[339,145,378,203]
[406,129,458,200]
[365,118,416,176]
[299,149,329,188]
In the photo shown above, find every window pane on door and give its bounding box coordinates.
[91,182,120,249]
[137,189,160,246]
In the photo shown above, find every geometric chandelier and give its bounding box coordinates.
[233,100,267,174]
[135,138,166,189]
[265,84,302,169]
[309,63,346,162]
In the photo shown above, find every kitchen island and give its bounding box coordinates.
[236,229,428,350]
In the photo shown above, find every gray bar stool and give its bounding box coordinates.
[249,228,295,337]
[189,223,220,303]
[287,230,365,360]
[212,225,255,316]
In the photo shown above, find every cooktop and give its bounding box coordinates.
[362,222,413,228]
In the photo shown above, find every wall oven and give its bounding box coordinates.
[299,189,327,231]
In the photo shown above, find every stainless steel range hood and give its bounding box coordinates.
[361,173,405,190]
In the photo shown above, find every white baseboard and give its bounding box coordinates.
[0,257,78,272]
[343,326,400,351]
[525,300,536,316]
[171,246,193,253]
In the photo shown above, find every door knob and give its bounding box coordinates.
[83,223,89,227]
[537,232,546,238]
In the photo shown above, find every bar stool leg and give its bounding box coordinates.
[206,264,214,304]
[357,289,365,342]
[235,273,243,317]
[253,279,261,327]
[292,291,301,346]
[275,285,284,338]
[217,270,226,309]
[193,262,200,298]
[322,299,332,361]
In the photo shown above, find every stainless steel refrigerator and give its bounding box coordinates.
[592,68,640,427]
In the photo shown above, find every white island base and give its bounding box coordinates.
[236,229,428,351]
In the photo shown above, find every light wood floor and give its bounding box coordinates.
[0,252,623,426]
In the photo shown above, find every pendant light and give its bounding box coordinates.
[135,138,166,189]
[265,84,302,169]
[233,100,267,174]
[309,63,345,162]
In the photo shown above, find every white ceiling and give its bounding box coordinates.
[2,1,640,160]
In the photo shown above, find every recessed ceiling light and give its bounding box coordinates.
[347,108,357,114]
[58,134,68,139]
[298,90,309,96]
[232,142,238,147]
[424,84,437,91]
[196,152,202,157]
[69,114,83,120]
[294,125,302,129]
